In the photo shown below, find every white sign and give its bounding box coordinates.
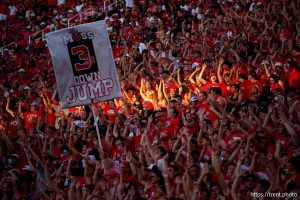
[46,21,122,108]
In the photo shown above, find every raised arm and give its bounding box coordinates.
[279,109,299,146]
[217,57,224,83]
[105,123,112,150]
[139,79,147,100]
[188,68,201,85]
[197,63,208,85]
[162,80,169,103]
[145,116,156,161]
[5,97,14,117]
[212,148,230,196]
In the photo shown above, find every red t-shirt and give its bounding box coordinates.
[103,107,117,123]
[110,147,126,161]
[47,112,56,126]
[248,80,262,92]
[159,122,175,149]
[240,80,252,100]
[204,108,218,127]
[270,83,283,92]
[8,116,19,138]
[132,135,142,151]
[288,69,300,88]
[22,111,39,135]
[206,82,222,90]
[220,82,232,96]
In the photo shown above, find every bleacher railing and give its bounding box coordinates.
[0,42,17,55]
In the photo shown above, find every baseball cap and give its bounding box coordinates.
[190,96,198,102]
[275,62,282,67]
[18,68,25,73]
[31,102,39,107]
[170,98,178,102]
[192,62,199,69]
[88,155,96,160]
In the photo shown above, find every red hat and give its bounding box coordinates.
[169,84,178,90]
[210,72,217,77]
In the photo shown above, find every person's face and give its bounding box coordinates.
[246,177,256,189]
[128,90,134,96]
[30,106,36,112]
[269,78,275,84]
[190,101,198,107]
[210,75,217,82]
[36,97,42,103]
[163,61,171,68]
[169,89,176,98]
[92,138,98,146]
[230,123,239,132]
[115,140,123,149]
[183,65,190,72]
[248,75,253,81]
[82,144,87,154]
[145,81,151,89]
[198,93,206,102]
[155,109,165,119]
[160,72,168,79]
[232,86,238,92]
[82,186,91,195]
[176,97,182,104]
[185,112,192,121]
[150,172,158,183]
[132,95,138,103]
[168,167,175,178]
[227,164,235,176]
[170,99,178,108]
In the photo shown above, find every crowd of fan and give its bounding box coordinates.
[0,0,300,199]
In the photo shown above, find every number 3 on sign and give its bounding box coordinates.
[71,45,95,71]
